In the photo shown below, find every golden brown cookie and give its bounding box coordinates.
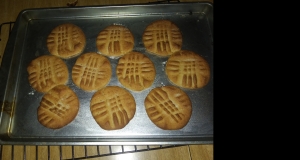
[165,50,210,89]
[144,86,192,130]
[27,55,69,93]
[47,23,86,59]
[142,20,182,56]
[96,25,134,58]
[37,85,79,129]
[90,86,136,130]
[116,51,156,91]
[72,52,112,92]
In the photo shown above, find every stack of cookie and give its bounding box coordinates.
[142,20,210,130]
[28,23,86,129]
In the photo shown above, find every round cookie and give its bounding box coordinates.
[96,25,134,58]
[37,85,79,129]
[144,86,192,130]
[47,23,86,59]
[27,55,69,93]
[116,51,156,91]
[165,50,210,89]
[142,20,182,57]
[90,86,136,130]
[72,52,112,92]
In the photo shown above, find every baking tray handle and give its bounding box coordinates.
[0,22,15,42]
[148,0,180,4]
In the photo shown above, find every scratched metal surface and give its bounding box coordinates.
[0,2,213,145]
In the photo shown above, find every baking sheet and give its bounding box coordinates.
[0,2,213,145]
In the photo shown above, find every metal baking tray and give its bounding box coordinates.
[0,2,213,145]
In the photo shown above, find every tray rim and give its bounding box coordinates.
[16,1,213,14]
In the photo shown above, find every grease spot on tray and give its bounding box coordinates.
[35,50,40,57]
[28,91,34,95]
